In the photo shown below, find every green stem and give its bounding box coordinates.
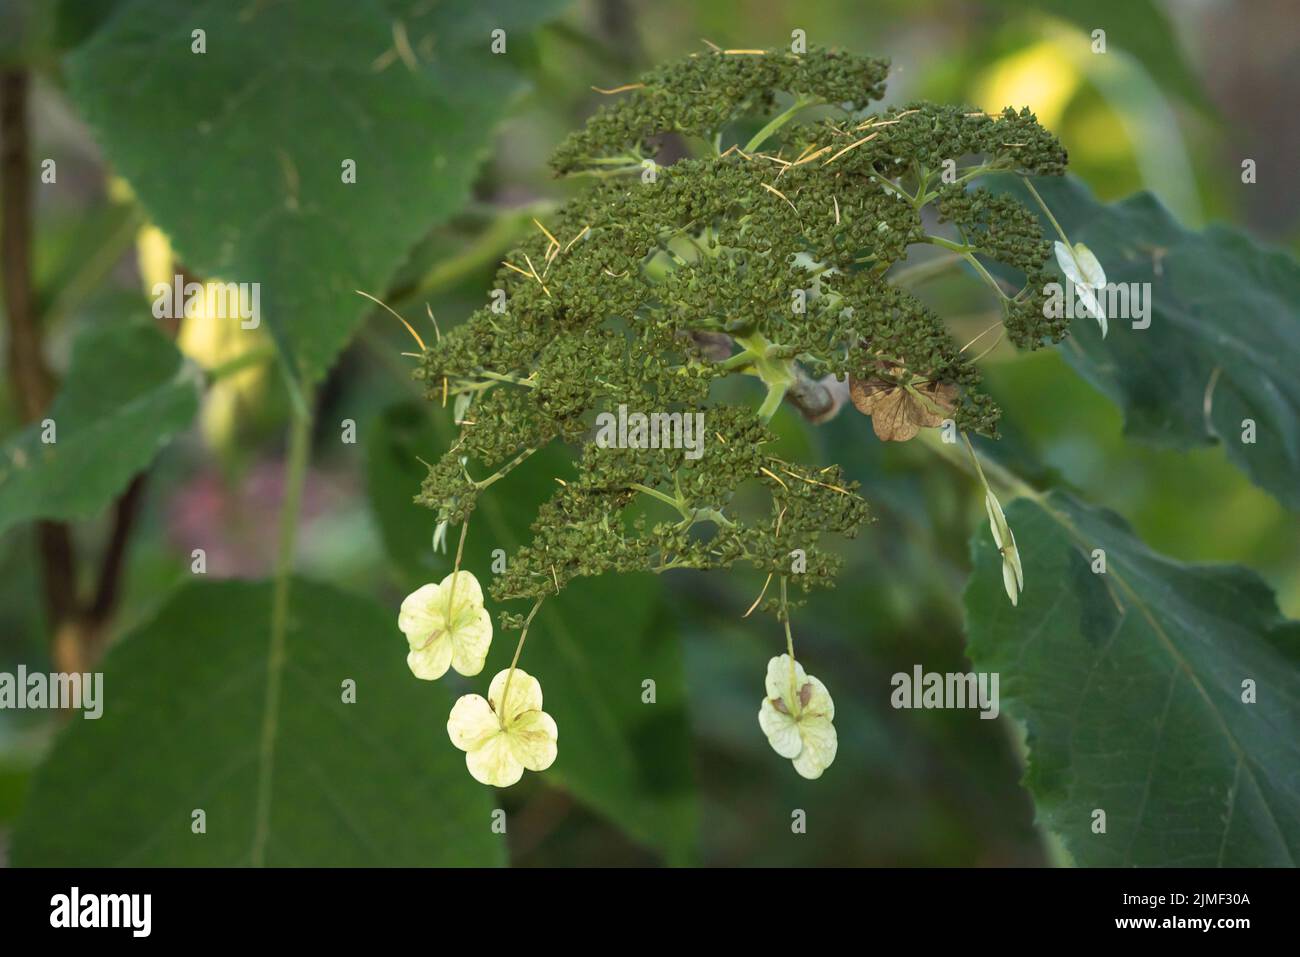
[475,446,537,490]
[442,520,469,629]
[938,429,1038,502]
[962,252,1010,302]
[887,254,963,288]
[745,96,819,153]
[629,482,686,514]
[915,160,1010,206]
[780,576,798,712]
[867,170,909,201]
[1021,177,1071,246]
[757,378,789,421]
[582,153,646,166]
[960,432,992,494]
[716,347,758,372]
[252,379,315,866]
[498,597,545,728]
[923,234,975,255]
[477,370,537,388]
[736,331,795,422]
[780,576,794,654]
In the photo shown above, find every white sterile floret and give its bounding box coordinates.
[447,668,558,787]
[758,654,837,779]
[398,571,492,679]
[1054,240,1108,337]
[984,490,1024,606]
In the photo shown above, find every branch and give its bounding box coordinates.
[86,474,148,630]
[2,71,53,415]
[2,69,81,643]
[784,364,848,424]
[699,328,848,425]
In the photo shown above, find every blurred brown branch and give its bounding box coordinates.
[2,69,148,672]
[2,69,82,669]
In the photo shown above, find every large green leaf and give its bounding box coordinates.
[11,578,503,866]
[65,0,563,382]
[366,402,697,863]
[0,318,199,536]
[996,175,1300,510]
[965,491,1300,866]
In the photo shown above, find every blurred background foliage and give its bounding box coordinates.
[0,0,1296,866]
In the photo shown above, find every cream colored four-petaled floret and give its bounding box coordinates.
[447,668,559,787]
[758,654,838,779]
[398,571,493,679]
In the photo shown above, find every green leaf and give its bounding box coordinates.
[998,175,1300,510]
[11,578,504,866]
[64,0,564,383]
[964,491,1300,866]
[0,318,199,536]
[366,402,449,584]
[366,401,697,862]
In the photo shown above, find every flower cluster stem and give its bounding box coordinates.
[745,95,820,153]
[444,521,469,624]
[254,378,315,866]
[498,597,545,728]
[779,576,799,714]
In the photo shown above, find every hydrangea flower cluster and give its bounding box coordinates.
[396,46,1093,784]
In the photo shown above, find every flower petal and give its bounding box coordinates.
[792,717,837,780]
[764,654,807,704]
[1071,242,1106,288]
[449,606,492,676]
[1006,526,1024,589]
[1002,557,1020,607]
[1075,284,1108,336]
[439,570,485,612]
[447,694,499,752]
[984,491,1007,551]
[801,674,834,721]
[397,583,443,645]
[508,710,558,771]
[406,635,453,680]
[985,491,1023,605]
[465,733,524,788]
[1053,240,1083,288]
[759,698,803,758]
[1055,241,1108,336]
[488,667,544,722]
